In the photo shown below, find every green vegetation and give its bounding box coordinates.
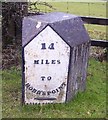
[47,2,106,17]
[32,1,106,17]
[2,58,106,118]
[85,24,107,40]
[30,1,107,40]
[1,1,107,119]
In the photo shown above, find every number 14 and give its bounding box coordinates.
[41,43,54,50]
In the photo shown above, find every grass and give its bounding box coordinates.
[47,2,106,17]
[32,2,107,17]
[30,1,107,40]
[1,58,106,118]
[85,24,107,40]
[1,0,107,118]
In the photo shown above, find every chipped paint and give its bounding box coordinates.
[22,12,90,104]
[36,21,41,29]
[63,15,69,18]
[24,26,70,104]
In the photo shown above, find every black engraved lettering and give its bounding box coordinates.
[41,43,46,49]
[58,86,63,90]
[34,60,39,64]
[41,76,45,81]
[37,90,41,95]
[42,91,46,95]
[56,88,59,93]
[52,90,56,94]
[62,82,66,87]
[25,83,30,88]
[47,76,52,81]
[41,59,44,64]
[45,60,50,64]
[48,43,54,50]
[57,60,61,64]
[32,88,37,93]
[29,87,33,90]
[47,91,51,95]
[52,60,56,64]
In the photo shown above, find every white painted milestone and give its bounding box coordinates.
[24,26,70,104]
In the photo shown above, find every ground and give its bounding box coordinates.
[1,1,107,119]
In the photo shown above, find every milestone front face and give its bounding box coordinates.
[24,26,70,104]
